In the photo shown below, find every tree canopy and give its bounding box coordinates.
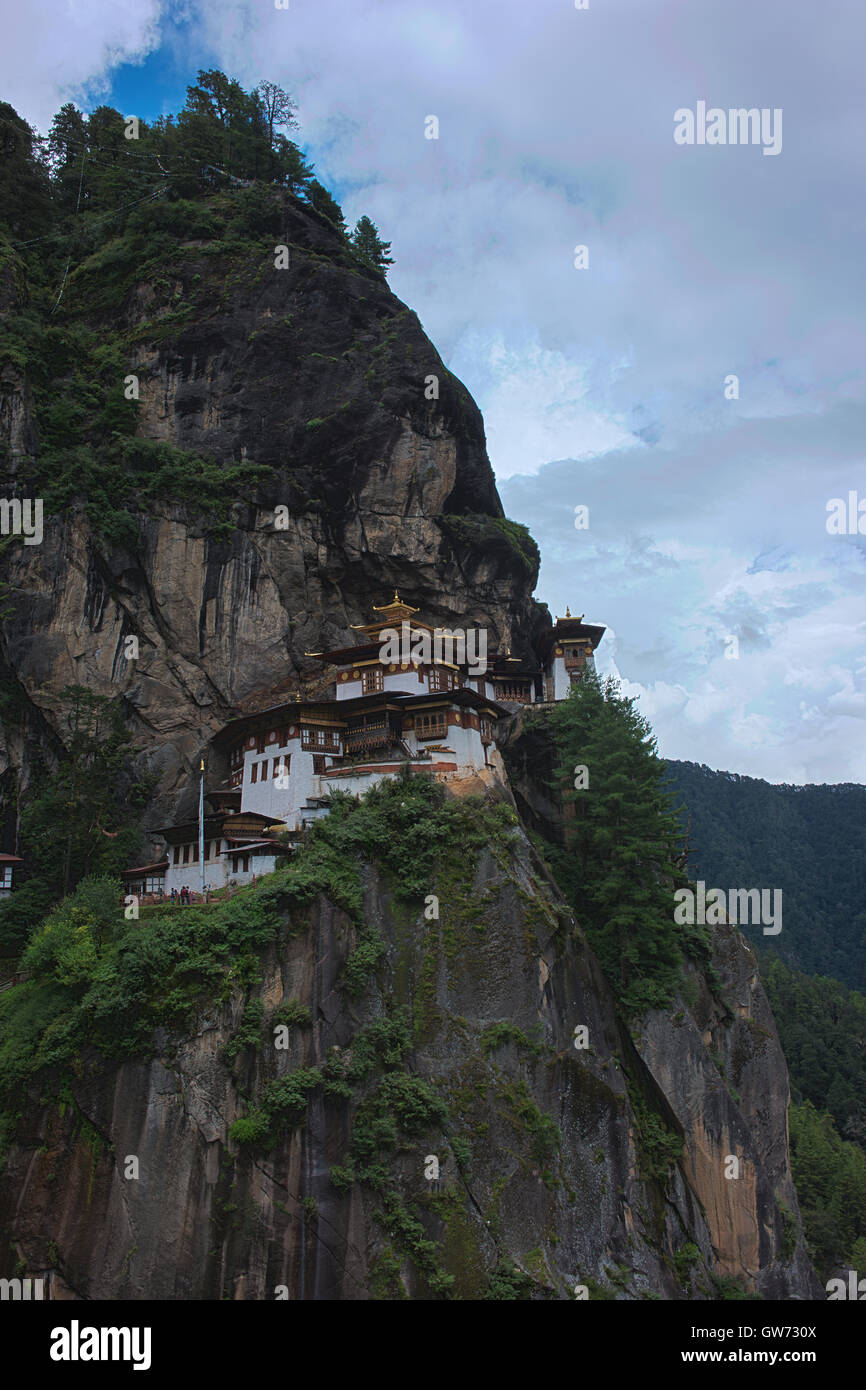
[544,673,701,1013]
[351,215,395,272]
[1,73,393,277]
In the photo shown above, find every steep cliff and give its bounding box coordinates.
[0,179,819,1300]
[0,186,543,834]
[0,775,818,1300]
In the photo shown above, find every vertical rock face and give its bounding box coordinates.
[634,926,817,1299]
[500,711,821,1300]
[0,811,818,1301]
[0,192,544,828]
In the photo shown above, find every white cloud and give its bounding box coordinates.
[1,0,165,129]
[3,0,864,783]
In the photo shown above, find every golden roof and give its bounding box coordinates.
[351,592,433,636]
[372,590,419,617]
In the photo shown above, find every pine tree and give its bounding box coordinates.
[272,135,313,192]
[306,179,347,233]
[0,102,52,237]
[350,215,395,273]
[547,673,690,1012]
[47,102,88,211]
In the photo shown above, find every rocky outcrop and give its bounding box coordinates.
[0,801,819,1300]
[500,710,821,1300]
[0,191,544,834]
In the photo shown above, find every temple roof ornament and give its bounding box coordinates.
[351,593,432,638]
[374,589,417,613]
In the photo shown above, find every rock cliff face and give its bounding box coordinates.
[0,188,819,1299]
[0,811,818,1300]
[0,191,543,831]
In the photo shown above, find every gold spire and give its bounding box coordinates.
[371,591,419,617]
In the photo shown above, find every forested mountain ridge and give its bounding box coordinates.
[665,761,866,1281]
[664,761,866,990]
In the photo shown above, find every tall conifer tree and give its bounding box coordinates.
[548,673,691,1011]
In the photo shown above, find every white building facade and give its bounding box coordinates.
[127,596,603,897]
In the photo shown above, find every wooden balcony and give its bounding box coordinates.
[344,726,391,753]
[493,683,532,703]
[415,720,448,741]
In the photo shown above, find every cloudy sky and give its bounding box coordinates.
[3,0,864,783]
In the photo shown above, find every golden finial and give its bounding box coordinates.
[565,606,571,618]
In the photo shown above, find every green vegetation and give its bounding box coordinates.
[0,70,395,537]
[0,685,152,957]
[499,1077,561,1169]
[788,1100,866,1281]
[440,514,540,580]
[223,998,265,1061]
[479,1021,544,1057]
[271,999,312,1030]
[664,760,866,991]
[666,763,866,1282]
[672,1241,700,1286]
[229,1066,322,1148]
[762,958,866,1141]
[627,1080,683,1182]
[484,1261,537,1300]
[541,674,708,1014]
[712,1274,762,1301]
[350,215,394,273]
[764,961,866,1275]
[0,768,524,1305]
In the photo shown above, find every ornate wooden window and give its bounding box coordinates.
[361,666,384,694]
[302,727,340,752]
[564,647,589,671]
[415,712,449,740]
[313,754,327,774]
[429,667,453,693]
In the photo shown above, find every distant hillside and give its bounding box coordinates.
[664,762,866,991]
